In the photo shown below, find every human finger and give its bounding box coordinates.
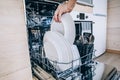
[53,10,59,22]
[58,11,63,22]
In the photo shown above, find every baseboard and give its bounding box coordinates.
[106,49,120,54]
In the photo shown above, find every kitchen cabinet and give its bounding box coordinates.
[0,0,32,79]
[93,16,107,57]
[93,0,107,57]
[93,0,107,15]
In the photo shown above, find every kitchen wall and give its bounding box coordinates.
[0,0,32,80]
[107,0,120,53]
[73,3,93,13]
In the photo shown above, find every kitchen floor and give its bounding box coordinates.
[95,52,120,71]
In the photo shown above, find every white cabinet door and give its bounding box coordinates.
[93,16,107,57]
[93,0,107,57]
[93,0,107,15]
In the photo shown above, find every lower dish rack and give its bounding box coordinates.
[31,49,96,80]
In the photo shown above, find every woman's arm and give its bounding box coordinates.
[54,0,76,22]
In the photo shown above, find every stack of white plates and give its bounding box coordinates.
[51,13,75,45]
[43,31,81,71]
[43,13,81,71]
[44,31,73,71]
[71,45,81,68]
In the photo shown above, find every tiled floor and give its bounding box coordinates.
[96,53,120,71]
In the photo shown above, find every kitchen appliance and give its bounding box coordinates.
[25,0,95,79]
[70,11,96,80]
[70,11,94,41]
[25,0,119,80]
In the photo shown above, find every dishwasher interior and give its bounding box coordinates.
[25,0,101,80]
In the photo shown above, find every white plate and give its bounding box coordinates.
[54,32,73,62]
[56,32,81,68]
[43,31,73,71]
[51,13,75,45]
[71,45,81,68]
[56,33,81,69]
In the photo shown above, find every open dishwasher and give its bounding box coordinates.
[25,0,120,80]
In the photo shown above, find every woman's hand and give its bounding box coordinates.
[53,0,76,22]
